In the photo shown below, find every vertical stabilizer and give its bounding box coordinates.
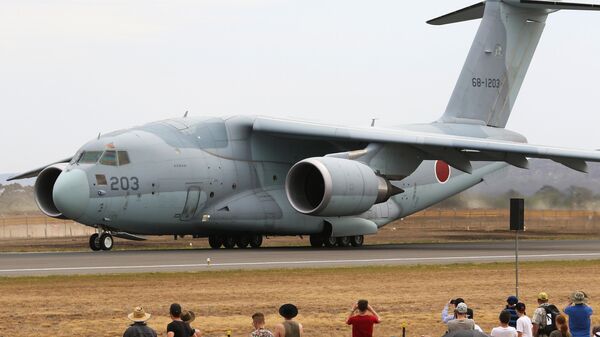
[437,0,548,127]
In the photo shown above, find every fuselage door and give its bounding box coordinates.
[180,186,206,221]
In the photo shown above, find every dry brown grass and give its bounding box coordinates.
[1,260,600,337]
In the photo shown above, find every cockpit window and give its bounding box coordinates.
[117,151,130,165]
[78,151,103,164]
[99,150,117,166]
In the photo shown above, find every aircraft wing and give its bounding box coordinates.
[252,117,600,173]
[6,157,73,181]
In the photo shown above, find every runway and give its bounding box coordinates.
[1,240,600,276]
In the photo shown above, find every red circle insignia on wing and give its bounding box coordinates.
[435,160,450,184]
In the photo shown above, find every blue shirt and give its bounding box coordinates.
[564,304,593,337]
[504,306,518,328]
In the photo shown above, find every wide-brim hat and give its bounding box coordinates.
[128,306,151,322]
[571,291,588,304]
[181,310,196,323]
[279,304,298,319]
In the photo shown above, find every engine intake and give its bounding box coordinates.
[285,157,400,216]
[34,164,68,219]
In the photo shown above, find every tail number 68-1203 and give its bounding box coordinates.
[110,177,140,191]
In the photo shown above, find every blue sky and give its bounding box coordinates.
[2,0,600,173]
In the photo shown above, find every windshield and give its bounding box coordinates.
[77,150,131,166]
[78,151,103,164]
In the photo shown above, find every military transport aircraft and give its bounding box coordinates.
[9,0,600,251]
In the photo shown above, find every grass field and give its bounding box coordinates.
[1,260,600,337]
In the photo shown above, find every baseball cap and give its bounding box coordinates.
[456,302,468,314]
[538,292,549,301]
[507,295,519,305]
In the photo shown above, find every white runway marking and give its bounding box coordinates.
[2,252,600,273]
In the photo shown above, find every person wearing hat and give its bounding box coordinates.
[532,292,559,337]
[123,306,158,337]
[516,302,533,337]
[167,303,196,337]
[503,296,519,328]
[447,302,475,332]
[564,291,593,337]
[273,303,303,337]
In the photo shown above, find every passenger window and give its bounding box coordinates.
[78,151,103,164]
[118,151,130,165]
[99,150,117,166]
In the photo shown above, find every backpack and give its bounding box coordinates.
[539,304,560,336]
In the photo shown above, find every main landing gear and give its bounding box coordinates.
[208,234,264,249]
[309,234,364,248]
[89,231,114,251]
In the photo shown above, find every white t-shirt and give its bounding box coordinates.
[516,315,533,337]
[491,326,518,337]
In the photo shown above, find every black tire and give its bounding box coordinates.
[236,235,250,248]
[309,234,324,248]
[223,236,236,249]
[337,236,351,247]
[89,233,101,251]
[249,235,263,248]
[208,235,223,249]
[323,236,337,247]
[350,235,364,247]
[99,233,113,251]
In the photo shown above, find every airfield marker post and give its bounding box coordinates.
[510,198,525,299]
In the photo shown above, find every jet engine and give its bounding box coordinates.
[285,157,400,216]
[34,163,69,219]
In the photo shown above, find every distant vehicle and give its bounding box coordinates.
[10,0,600,251]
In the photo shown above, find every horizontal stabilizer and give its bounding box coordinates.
[517,0,600,11]
[427,2,484,25]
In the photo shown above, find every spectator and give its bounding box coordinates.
[516,302,533,337]
[448,303,475,332]
[504,296,520,328]
[548,315,570,337]
[592,325,600,337]
[491,310,517,337]
[443,298,465,323]
[123,306,158,337]
[167,303,195,337]
[251,312,274,337]
[274,304,303,337]
[564,291,593,337]
[346,299,381,337]
[533,292,559,337]
[181,310,202,337]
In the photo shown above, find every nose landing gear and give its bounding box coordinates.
[89,231,114,251]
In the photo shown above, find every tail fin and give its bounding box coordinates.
[433,0,600,128]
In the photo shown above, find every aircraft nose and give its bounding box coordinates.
[53,169,91,220]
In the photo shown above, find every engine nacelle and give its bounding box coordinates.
[34,163,69,219]
[285,157,397,216]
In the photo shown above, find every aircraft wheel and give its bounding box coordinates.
[309,234,323,248]
[323,236,337,248]
[249,235,263,248]
[350,235,364,247]
[223,236,236,249]
[236,235,250,249]
[89,233,101,251]
[337,236,351,247]
[208,235,223,249]
[99,233,114,251]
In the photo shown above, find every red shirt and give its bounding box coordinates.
[346,314,380,337]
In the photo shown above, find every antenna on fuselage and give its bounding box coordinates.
[183,110,189,118]
[97,132,101,140]
[371,118,378,127]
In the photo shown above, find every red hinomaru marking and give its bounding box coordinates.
[435,160,450,183]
